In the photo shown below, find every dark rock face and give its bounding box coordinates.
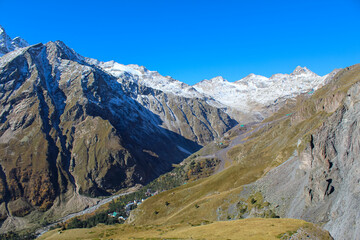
[0,41,236,223]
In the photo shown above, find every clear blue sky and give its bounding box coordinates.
[1,0,359,85]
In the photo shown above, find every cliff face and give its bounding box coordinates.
[0,41,236,226]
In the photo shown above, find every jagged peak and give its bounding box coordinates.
[197,76,227,85]
[127,64,149,74]
[0,25,12,52]
[291,66,314,75]
[236,73,268,83]
[101,61,150,75]
[0,25,30,57]
[0,25,5,35]
[210,76,226,82]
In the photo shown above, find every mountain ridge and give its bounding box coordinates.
[91,57,337,123]
[0,25,334,119]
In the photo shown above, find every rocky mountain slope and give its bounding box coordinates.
[129,64,360,239]
[243,64,360,239]
[0,40,235,231]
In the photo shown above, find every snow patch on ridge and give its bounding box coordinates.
[90,59,204,99]
[177,145,192,155]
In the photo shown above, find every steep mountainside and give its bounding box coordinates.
[243,64,360,239]
[0,41,235,231]
[129,64,360,239]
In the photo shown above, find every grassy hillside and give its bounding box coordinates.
[39,218,332,240]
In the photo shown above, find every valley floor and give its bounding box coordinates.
[35,186,140,237]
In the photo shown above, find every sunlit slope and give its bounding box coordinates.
[129,64,360,226]
[39,218,332,240]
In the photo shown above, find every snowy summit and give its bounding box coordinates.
[0,25,29,57]
[193,66,330,112]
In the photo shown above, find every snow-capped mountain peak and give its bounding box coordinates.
[0,25,29,57]
[95,60,149,79]
[193,66,333,121]
[197,76,228,85]
[0,25,12,56]
[236,73,268,84]
[291,66,315,76]
[209,76,227,82]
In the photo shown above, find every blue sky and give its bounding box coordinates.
[1,0,359,85]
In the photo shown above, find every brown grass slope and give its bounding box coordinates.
[39,218,332,240]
